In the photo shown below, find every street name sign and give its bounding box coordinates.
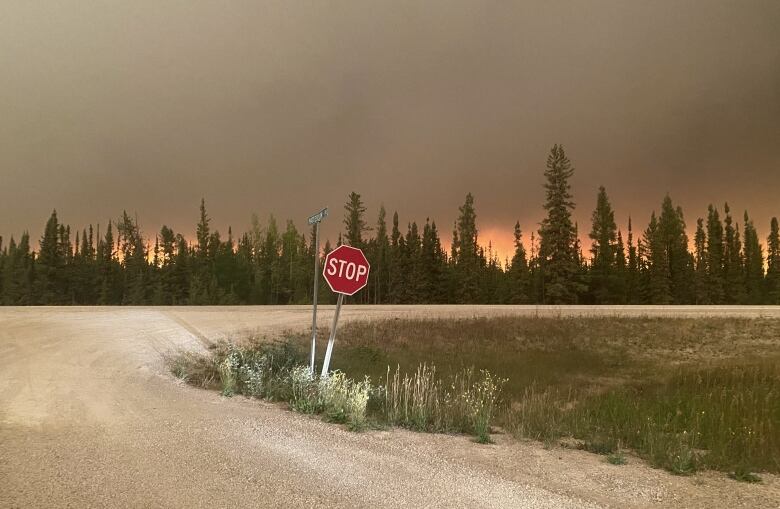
[308,208,328,225]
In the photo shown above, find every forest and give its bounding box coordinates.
[1,145,779,306]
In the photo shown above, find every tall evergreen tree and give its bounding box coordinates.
[693,217,709,304]
[642,211,672,303]
[626,217,640,303]
[538,145,583,303]
[1,234,33,304]
[387,211,403,303]
[742,211,764,304]
[36,210,68,304]
[344,191,369,248]
[372,206,390,304]
[655,196,693,303]
[706,205,725,304]
[723,203,746,304]
[766,217,780,304]
[508,222,530,303]
[452,193,480,303]
[117,211,148,304]
[588,186,619,303]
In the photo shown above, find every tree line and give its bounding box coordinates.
[1,145,779,305]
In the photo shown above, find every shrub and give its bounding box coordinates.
[288,366,322,414]
[607,452,627,465]
[219,348,241,396]
[319,371,371,430]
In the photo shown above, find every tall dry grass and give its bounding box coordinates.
[381,364,504,441]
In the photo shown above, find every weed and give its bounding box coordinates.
[607,451,627,465]
[728,468,762,483]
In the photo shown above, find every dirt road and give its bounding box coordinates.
[1,307,778,508]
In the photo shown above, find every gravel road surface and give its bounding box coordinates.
[1,306,779,508]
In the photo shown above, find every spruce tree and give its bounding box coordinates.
[723,203,746,303]
[626,217,640,303]
[452,193,480,303]
[693,217,709,304]
[373,206,390,304]
[766,217,780,304]
[37,210,66,304]
[706,205,725,303]
[256,216,281,304]
[387,212,403,303]
[588,186,619,303]
[508,222,530,303]
[196,198,211,258]
[655,196,693,303]
[2,235,33,304]
[614,230,627,303]
[642,211,672,303]
[742,211,764,304]
[538,145,583,303]
[344,192,369,248]
[117,211,148,305]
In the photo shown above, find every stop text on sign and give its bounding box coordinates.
[322,245,370,296]
[325,258,368,281]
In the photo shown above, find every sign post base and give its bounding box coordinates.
[320,293,344,379]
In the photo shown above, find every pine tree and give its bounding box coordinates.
[508,222,530,303]
[36,210,66,304]
[706,205,725,304]
[372,206,390,304]
[387,211,403,303]
[419,218,446,303]
[344,192,369,248]
[452,193,480,303]
[766,217,780,304]
[626,217,640,303]
[642,211,672,303]
[588,186,619,303]
[693,217,709,304]
[256,216,281,304]
[196,198,211,258]
[2,234,33,304]
[742,211,764,304]
[538,145,583,303]
[117,211,148,304]
[723,203,746,303]
[655,196,693,303]
[614,230,627,303]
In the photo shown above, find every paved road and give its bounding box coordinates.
[1,307,778,508]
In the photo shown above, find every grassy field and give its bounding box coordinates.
[174,316,780,480]
[317,317,780,478]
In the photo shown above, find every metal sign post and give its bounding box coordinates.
[319,244,371,378]
[320,293,343,378]
[307,208,328,375]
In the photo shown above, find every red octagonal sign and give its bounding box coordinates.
[323,245,371,296]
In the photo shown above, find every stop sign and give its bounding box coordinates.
[323,245,370,296]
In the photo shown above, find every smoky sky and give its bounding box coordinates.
[1,1,779,259]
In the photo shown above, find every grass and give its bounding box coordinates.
[170,337,504,437]
[313,316,780,477]
[382,364,504,441]
[171,316,780,478]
